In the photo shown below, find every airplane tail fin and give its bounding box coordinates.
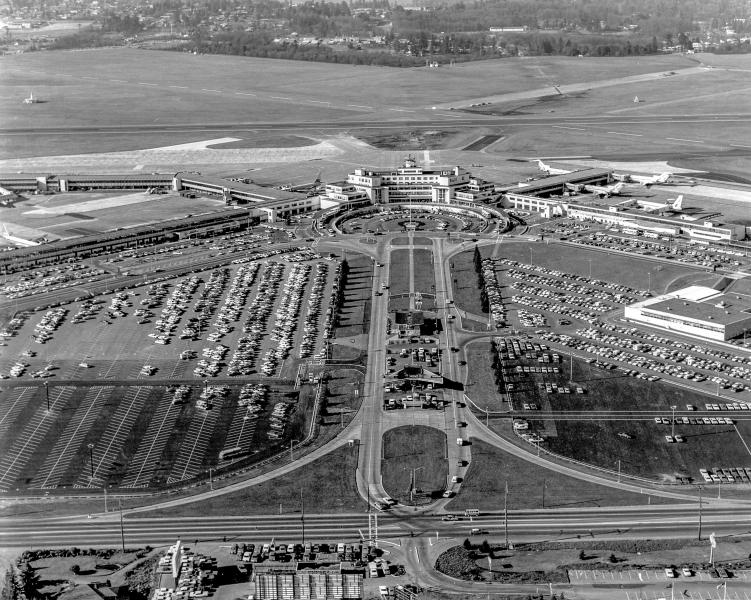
[613,182,625,194]
[536,160,548,173]
[672,195,683,211]
[658,173,672,183]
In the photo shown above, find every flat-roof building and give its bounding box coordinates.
[344,157,496,205]
[624,285,751,341]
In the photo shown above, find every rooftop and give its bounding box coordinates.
[644,292,751,326]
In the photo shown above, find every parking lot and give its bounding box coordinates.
[0,244,339,491]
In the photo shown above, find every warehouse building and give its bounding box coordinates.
[625,285,751,342]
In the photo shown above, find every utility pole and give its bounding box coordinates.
[300,489,306,545]
[697,485,703,540]
[119,500,125,552]
[504,481,509,549]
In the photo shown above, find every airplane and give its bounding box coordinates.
[536,160,571,176]
[23,91,40,105]
[0,224,41,247]
[633,195,684,214]
[566,181,627,198]
[613,172,672,186]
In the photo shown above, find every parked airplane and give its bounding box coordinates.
[632,195,684,214]
[613,172,672,186]
[23,91,40,105]
[536,160,571,176]
[566,181,626,197]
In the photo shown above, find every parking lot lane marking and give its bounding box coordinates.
[552,125,586,131]
[665,137,704,143]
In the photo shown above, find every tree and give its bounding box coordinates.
[608,553,618,563]
[578,550,587,560]
[473,244,482,273]
[463,538,472,550]
[18,562,40,600]
[480,539,492,554]
[70,564,81,575]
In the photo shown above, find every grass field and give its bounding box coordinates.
[472,346,751,483]
[331,254,373,362]
[381,425,448,504]
[388,249,411,296]
[144,443,364,517]
[493,241,704,295]
[464,340,506,412]
[448,245,492,316]
[446,439,669,511]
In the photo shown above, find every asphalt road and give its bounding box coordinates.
[1,506,748,547]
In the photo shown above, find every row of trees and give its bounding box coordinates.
[474,245,489,314]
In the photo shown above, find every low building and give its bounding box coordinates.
[624,285,751,342]
[251,564,362,600]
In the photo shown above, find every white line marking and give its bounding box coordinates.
[348,104,372,109]
[309,100,330,104]
[730,143,751,148]
[235,92,256,96]
[552,126,586,131]
[271,96,290,100]
[665,137,703,143]
[607,131,643,136]
[389,108,416,113]
[169,85,188,89]
[201,88,222,93]
[436,112,464,118]
[139,82,158,86]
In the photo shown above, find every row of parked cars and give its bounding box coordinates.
[480,257,507,328]
[33,307,67,344]
[1,263,105,300]
[699,467,751,484]
[552,324,750,392]
[299,262,327,359]
[264,263,310,375]
[154,276,202,344]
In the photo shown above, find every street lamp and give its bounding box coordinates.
[87,443,95,480]
[670,405,677,438]
[290,438,300,461]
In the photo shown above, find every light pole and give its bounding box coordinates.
[411,466,424,503]
[290,438,300,462]
[670,405,677,438]
[87,443,95,480]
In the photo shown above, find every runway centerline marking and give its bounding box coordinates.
[607,131,643,136]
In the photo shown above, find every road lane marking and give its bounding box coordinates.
[169,85,188,89]
[139,82,158,86]
[552,125,586,131]
[607,131,643,136]
[110,79,126,83]
[730,143,751,148]
[271,96,290,100]
[348,104,372,109]
[389,108,416,113]
[309,100,330,104]
[665,137,703,143]
[235,92,256,96]
[201,88,222,93]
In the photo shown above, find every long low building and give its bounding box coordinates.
[505,192,746,241]
[625,285,751,342]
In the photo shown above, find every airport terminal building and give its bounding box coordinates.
[625,285,751,342]
[342,157,497,206]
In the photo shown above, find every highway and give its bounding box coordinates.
[1,506,748,548]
